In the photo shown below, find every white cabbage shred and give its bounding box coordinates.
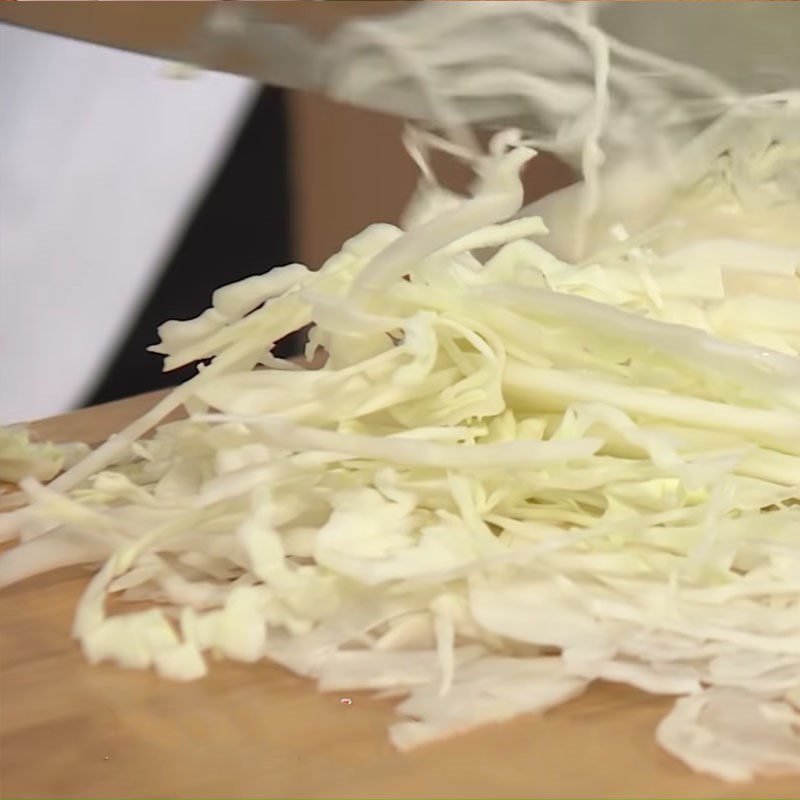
[0,427,88,485]
[3,2,800,784]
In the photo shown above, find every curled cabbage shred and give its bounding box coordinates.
[2,108,800,783]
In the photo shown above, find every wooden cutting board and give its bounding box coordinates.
[1,393,798,799]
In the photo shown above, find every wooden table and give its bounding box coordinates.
[1,393,798,799]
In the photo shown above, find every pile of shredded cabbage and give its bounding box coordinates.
[2,101,800,781]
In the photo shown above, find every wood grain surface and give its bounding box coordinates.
[1,394,798,799]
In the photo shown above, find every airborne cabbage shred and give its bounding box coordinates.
[2,103,800,781]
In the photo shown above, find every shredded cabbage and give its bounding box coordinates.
[0,427,88,485]
[2,7,800,781]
